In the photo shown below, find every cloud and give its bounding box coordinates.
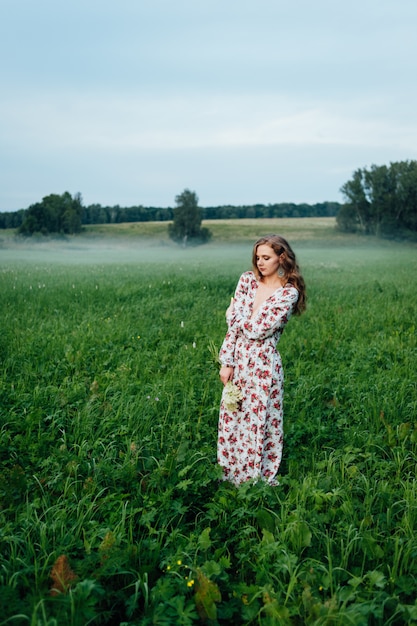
[2,88,416,160]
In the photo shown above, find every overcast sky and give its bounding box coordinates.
[1,0,417,211]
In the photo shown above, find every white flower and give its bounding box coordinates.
[222,381,243,412]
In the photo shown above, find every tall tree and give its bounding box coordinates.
[391,160,417,232]
[168,189,211,245]
[338,168,371,233]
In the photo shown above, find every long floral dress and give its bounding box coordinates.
[218,271,299,486]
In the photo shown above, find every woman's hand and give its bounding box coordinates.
[220,366,234,385]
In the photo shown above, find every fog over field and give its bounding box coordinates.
[0,231,396,272]
[0,217,366,277]
[0,236,247,267]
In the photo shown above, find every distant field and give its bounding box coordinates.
[1,216,337,240]
[74,216,345,243]
[2,216,367,249]
[204,217,341,242]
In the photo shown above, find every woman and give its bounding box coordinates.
[218,235,306,486]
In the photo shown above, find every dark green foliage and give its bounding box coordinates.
[18,191,83,235]
[338,160,417,239]
[168,189,212,245]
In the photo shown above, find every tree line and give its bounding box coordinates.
[2,159,416,240]
[0,196,340,233]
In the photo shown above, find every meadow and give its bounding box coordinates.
[1,219,417,625]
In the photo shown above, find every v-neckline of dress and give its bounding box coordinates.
[250,278,285,319]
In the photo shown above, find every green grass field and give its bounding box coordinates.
[1,219,417,625]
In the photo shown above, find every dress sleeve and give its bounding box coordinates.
[242,287,299,341]
[226,273,250,328]
[219,326,238,367]
[219,273,249,367]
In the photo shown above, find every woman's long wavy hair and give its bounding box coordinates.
[252,234,306,315]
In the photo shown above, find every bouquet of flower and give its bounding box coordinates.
[222,381,243,412]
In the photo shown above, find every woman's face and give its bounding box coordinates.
[255,244,280,278]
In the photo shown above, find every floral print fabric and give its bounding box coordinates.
[218,271,299,485]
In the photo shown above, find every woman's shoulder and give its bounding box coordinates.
[281,283,299,301]
[239,270,256,282]
[283,281,298,291]
[233,271,257,296]
[237,271,257,288]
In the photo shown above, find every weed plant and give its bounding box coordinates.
[1,234,417,625]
